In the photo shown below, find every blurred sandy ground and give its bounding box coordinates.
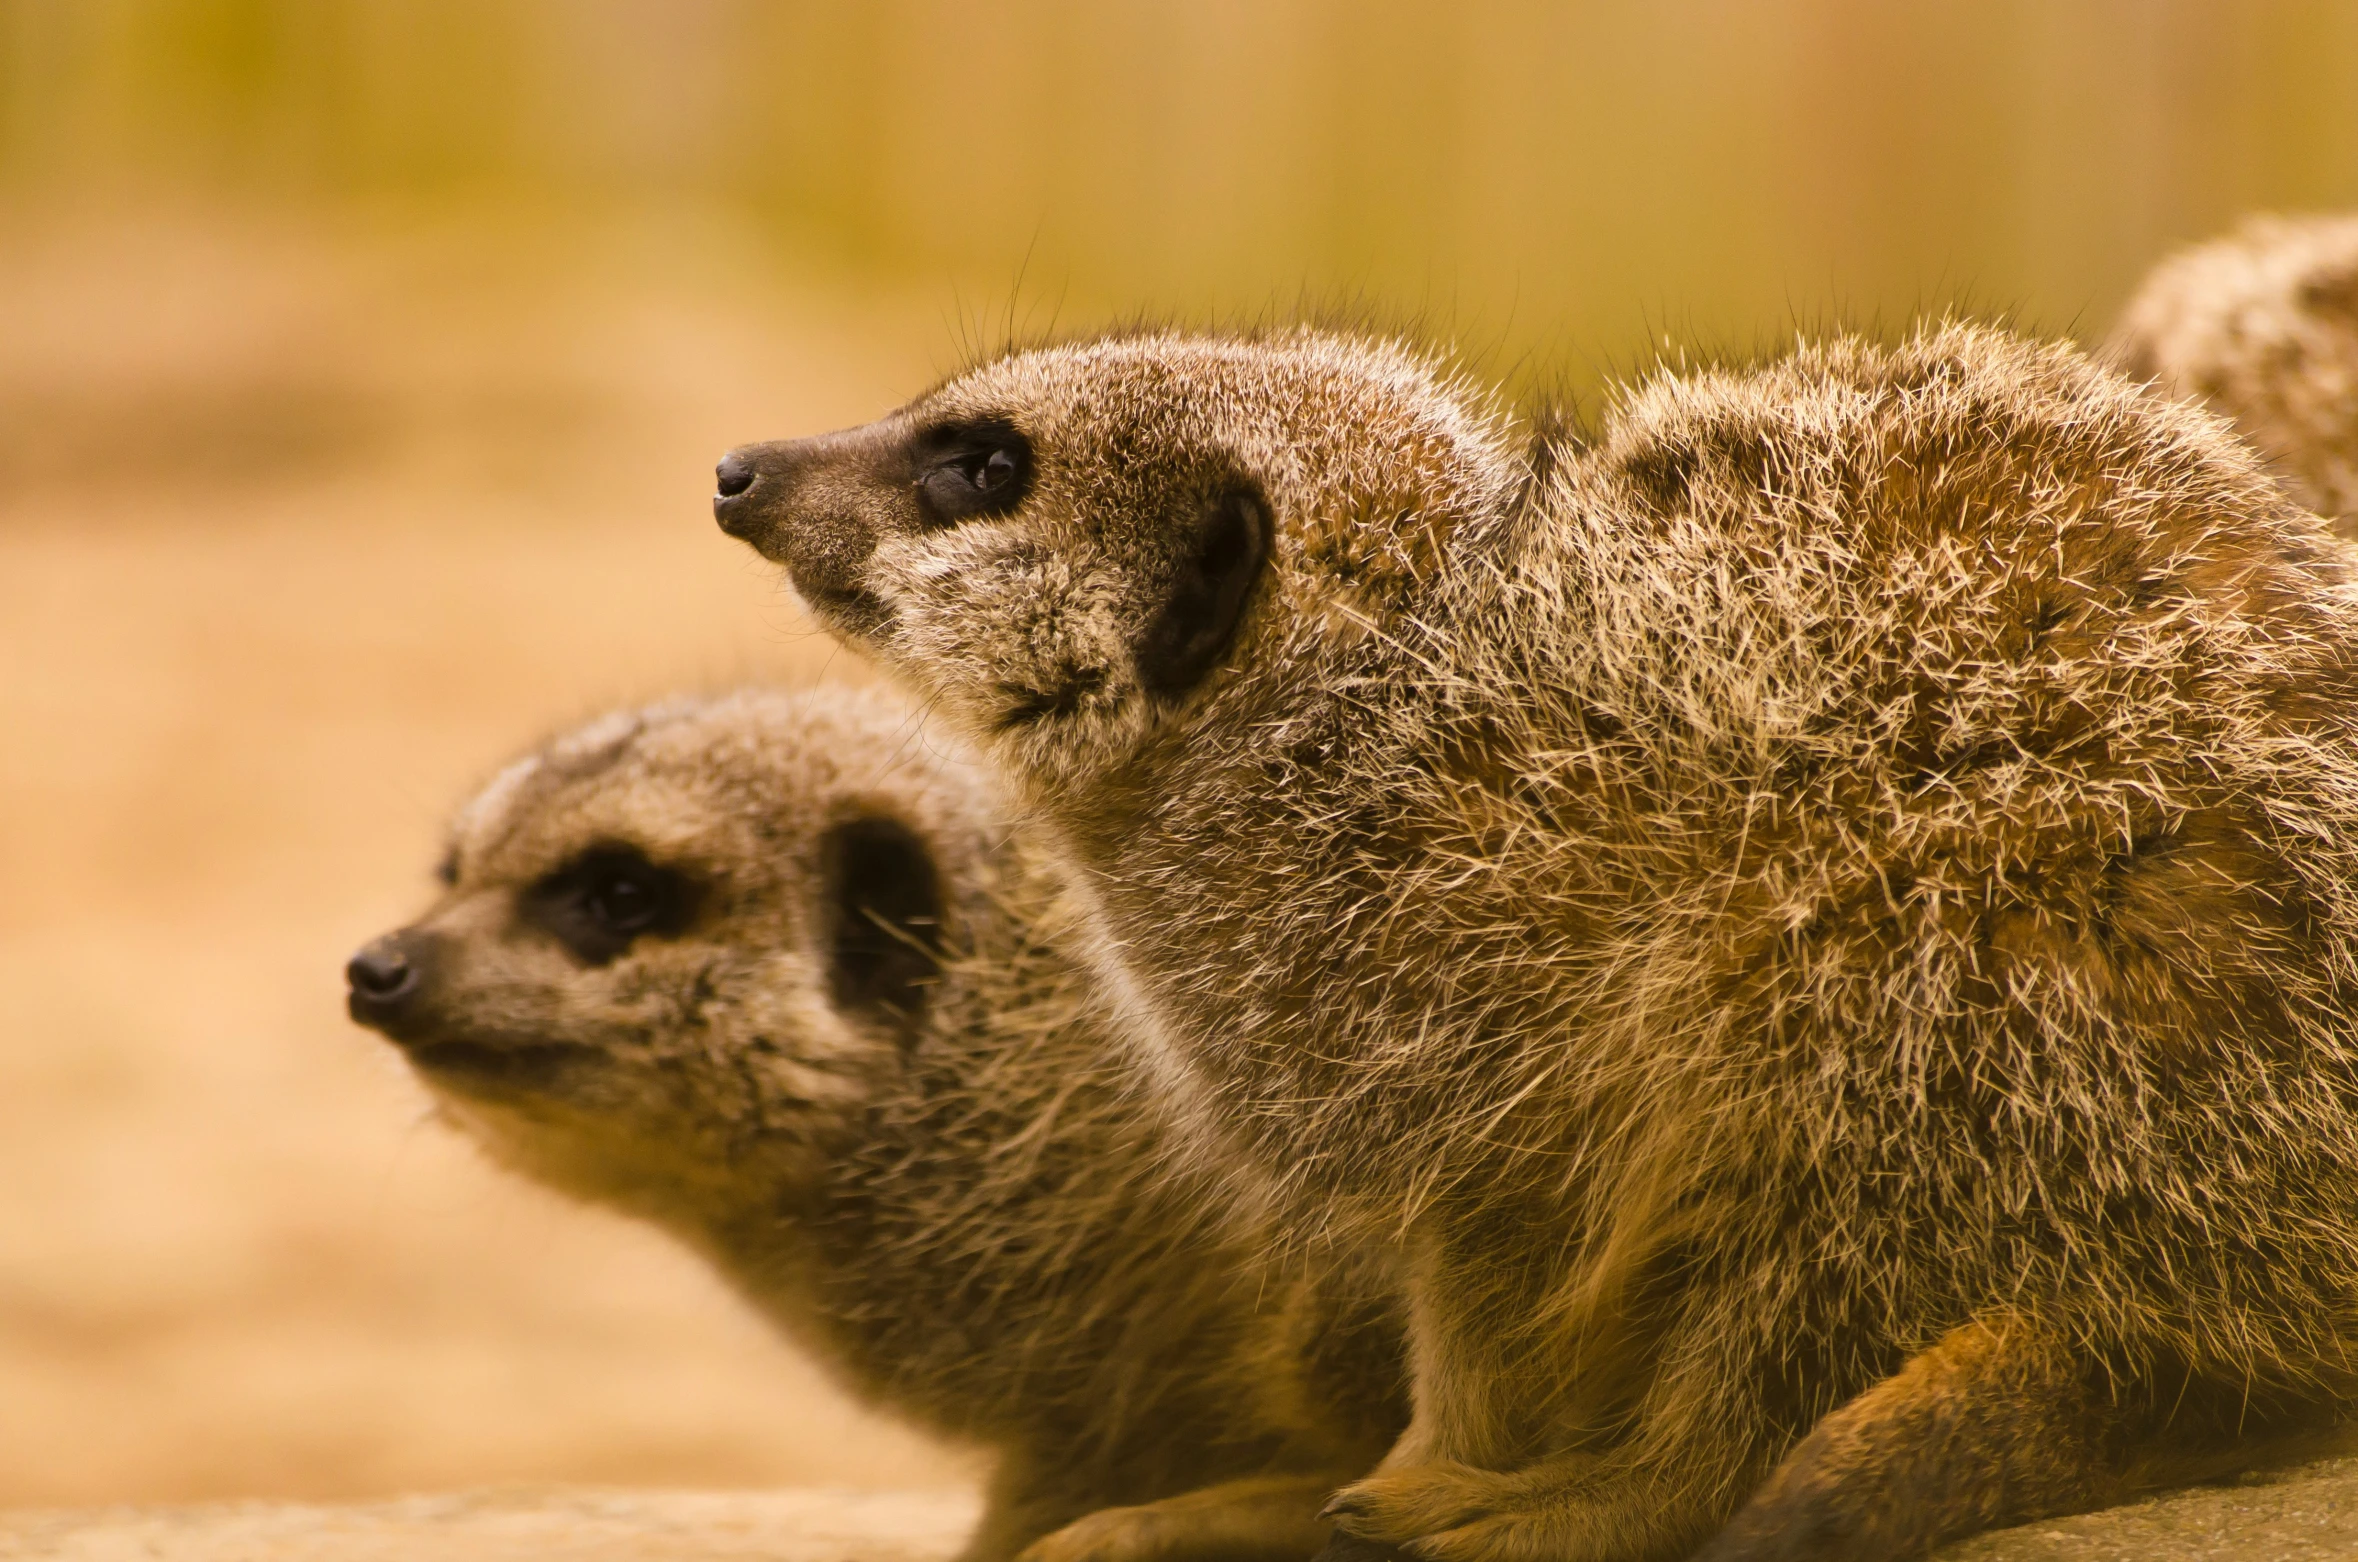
[4,0,2358,1517]
[0,202,981,1504]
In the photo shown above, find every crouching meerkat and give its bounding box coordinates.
[343,686,1406,1562]
[2110,212,2358,532]
[716,321,2358,1562]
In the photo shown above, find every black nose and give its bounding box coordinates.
[346,934,423,1027]
[714,449,761,536]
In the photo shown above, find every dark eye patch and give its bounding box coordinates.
[1134,484,1271,700]
[911,418,1032,528]
[819,816,945,1040]
[522,843,699,967]
[434,846,460,887]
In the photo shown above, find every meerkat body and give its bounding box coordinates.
[2111,212,2358,532]
[344,687,1406,1562]
[722,321,2358,1561]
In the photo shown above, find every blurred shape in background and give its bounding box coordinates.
[0,0,2354,1511]
[8,0,2358,380]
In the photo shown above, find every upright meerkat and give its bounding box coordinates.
[716,321,2358,1562]
[343,686,1405,1562]
[2110,212,2358,532]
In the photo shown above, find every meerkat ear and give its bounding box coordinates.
[819,816,945,1042]
[2301,258,2358,320]
[1134,486,1271,699]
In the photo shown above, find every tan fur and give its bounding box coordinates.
[346,686,1406,1562]
[2110,212,2358,532]
[725,321,2358,1560]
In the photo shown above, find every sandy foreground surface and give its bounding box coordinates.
[0,1488,982,1562]
[5,1462,2358,1562]
[0,203,986,1508]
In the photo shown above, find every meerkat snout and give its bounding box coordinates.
[714,449,757,500]
[714,417,1033,618]
[345,930,428,1025]
[711,447,773,538]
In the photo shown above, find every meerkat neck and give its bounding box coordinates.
[700,844,1172,1441]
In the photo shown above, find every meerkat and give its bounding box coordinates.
[2109,212,2358,532]
[342,685,1407,1562]
[714,320,2358,1562]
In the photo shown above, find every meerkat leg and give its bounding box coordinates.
[1330,1308,2352,1562]
[1320,1366,1772,1562]
[958,1456,1109,1562]
[1321,1444,1752,1562]
[1315,1220,1753,1562]
[1688,1316,2119,1562]
[1014,1473,1350,1562]
[1333,1340,2099,1562]
[1696,1315,2354,1562]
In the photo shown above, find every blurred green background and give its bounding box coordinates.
[3,0,2356,1512]
[9,0,2358,384]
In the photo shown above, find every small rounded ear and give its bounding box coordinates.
[818,816,945,1041]
[1134,486,1271,700]
[2300,259,2358,321]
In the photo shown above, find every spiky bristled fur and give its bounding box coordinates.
[2110,212,2358,532]
[344,686,1407,1562]
[721,320,2358,1561]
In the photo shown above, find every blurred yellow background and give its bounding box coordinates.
[2,0,2355,1512]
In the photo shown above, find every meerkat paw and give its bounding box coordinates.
[1322,1457,1687,1562]
[1014,1503,1185,1562]
[1018,1475,1341,1562]
[1321,1462,1519,1550]
[1400,1509,1583,1562]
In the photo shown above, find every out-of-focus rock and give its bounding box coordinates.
[11,1464,2358,1562]
[1936,1454,2358,1561]
[0,1486,979,1562]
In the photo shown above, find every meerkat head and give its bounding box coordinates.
[714,328,1520,780]
[343,687,987,1216]
[2109,213,2358,525]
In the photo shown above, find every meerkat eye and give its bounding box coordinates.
[966,446,1020,492]
[584,868,660,932]
[434,846,460,887]
[524,844,699,966]
[913,421,1032,527]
